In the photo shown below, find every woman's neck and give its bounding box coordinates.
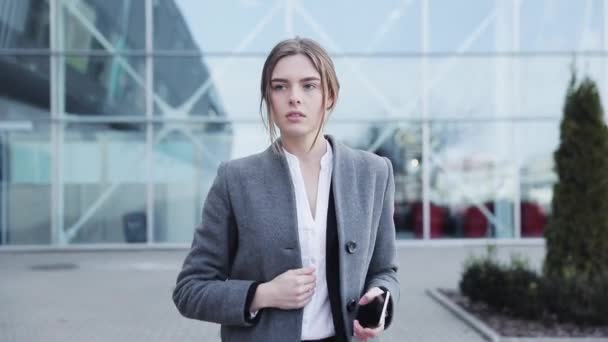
[281,134,327,163]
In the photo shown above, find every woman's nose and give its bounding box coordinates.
[288,90,302,105]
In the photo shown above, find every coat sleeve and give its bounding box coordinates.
[364,157,400,329]
[172,162,255,327]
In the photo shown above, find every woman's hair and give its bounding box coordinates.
[260,37,340,152]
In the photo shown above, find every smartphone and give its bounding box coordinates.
[356,291,391,328]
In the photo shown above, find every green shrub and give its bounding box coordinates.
[543,271,608,325]
[460,254,543,320]
[544,74,608,281]
[460,253,608,325]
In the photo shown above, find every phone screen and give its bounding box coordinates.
[356,290,391,328]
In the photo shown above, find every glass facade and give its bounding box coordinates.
[0,0,606,246]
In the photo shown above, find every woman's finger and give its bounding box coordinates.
[360,324,383,339]
[358,287,384,305]
[354,319,384,340]
[353,320,370,341]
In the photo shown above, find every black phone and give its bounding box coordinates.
[355,291,390,328]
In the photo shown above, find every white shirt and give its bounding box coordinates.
[283,139,335,340]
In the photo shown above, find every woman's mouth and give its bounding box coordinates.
[286,112,305,122]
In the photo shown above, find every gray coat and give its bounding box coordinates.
[173,135,399,342]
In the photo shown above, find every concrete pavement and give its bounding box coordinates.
[0,244,546,341]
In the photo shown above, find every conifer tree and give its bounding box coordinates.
[544,74,608,280]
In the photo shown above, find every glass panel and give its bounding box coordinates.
[518,56,605,118]
[430,120,523,238]
[153,56,226,117]
[153,122,232,243]
[428,0,495,53]
[156,0,287,53]
[292,0,421,54]
[61,0,145,51]
[0,55,50,115]
[0,0,50,49]
[427,55,606,120]
[1,119,51,245]
[331,57,422,120]
[427,57,495,119]
[520,0,604,52]
[63,55,146,116]
[62,122,147,244]
[514,120,559,238]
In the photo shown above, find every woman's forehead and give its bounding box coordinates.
[271,54,320,80]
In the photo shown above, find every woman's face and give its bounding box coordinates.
[269,54,331,141]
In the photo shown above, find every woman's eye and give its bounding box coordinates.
[303,83,316,90]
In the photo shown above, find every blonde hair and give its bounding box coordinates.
[260,37,340,152]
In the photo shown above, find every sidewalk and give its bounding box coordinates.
[0,244,545,341]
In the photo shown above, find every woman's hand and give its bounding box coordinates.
[353,287,386,341]
[251,267,316,311]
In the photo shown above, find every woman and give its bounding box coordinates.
[173,37,399,342]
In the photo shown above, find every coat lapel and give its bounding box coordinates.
[262,143,304,268]
[326,135,355,270]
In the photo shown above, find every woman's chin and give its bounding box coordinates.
[278,127,315,140]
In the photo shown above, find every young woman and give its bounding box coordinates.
[173,37,399,342]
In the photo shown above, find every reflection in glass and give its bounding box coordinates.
[156,0,283,53]
[0,56,50,113]
[153,56,226,118]
[63,56,145,116]
[63,123,146,244]
[61,0,144,51]
[515,121,557,238]
[1,121,51,245]
[0,0,50,49]
[153,122,232,243]
[426,120,559,238]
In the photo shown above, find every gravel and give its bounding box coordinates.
[439,289,608,338]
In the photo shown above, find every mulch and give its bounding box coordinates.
[439,289,608,338]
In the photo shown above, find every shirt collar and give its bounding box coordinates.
[283,139,333,170]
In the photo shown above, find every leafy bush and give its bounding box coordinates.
[460,251,543,320]
[460,250,608,325]
[544,74,608,280]
[543,271,608,325]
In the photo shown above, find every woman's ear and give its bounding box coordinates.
[326,95,335,110]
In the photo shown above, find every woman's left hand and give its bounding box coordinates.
[353,287,385,341]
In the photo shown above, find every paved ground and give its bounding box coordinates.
[0,244,547,342]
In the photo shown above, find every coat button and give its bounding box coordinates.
[347,299,357,313]
[345,241,357,254]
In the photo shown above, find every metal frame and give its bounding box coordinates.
[421,0,430,240]
[145,0,154,245]
[1,48,607,58]
[0,133,6,245]
[50,0,66,245]
[512,0,522,239]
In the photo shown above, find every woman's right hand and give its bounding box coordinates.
[252,267,316,311]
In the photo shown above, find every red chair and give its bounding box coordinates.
[411,202,446,238]
[463,203,493,238]
[521,202,547,237]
